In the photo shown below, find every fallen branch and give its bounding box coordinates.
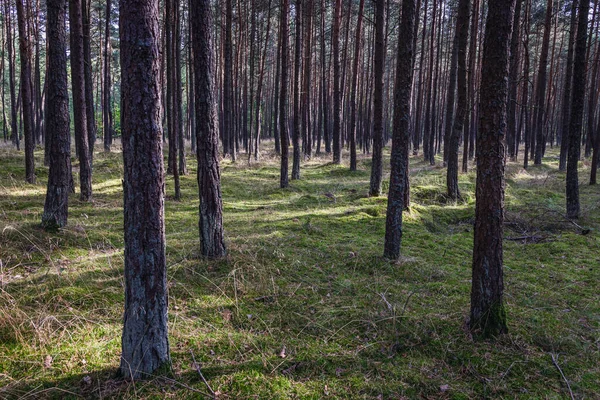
[190,350,216,399]
[550,353,575,400]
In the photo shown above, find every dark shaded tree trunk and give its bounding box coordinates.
[302,0,313,159]
[192,0,227,259]
[82,0,96,161]
[566,0,590,219]
[423,0,437,165]
[279,0,290,188]
[166,0,180,198]
[559,0,579,171]
[507,0,522,161]
[69,0,92,200]
[292,0,301,179]
[469,0,515,338]
[103,0,113,152]
[332,0,342,164]
[224,0,235,160]
[384,0,416,260]
[446,0,470,200]
[16,0,36,183]
[175,0,187,176]
[320,0,330,154]
[369,0,385,196]
[42,0,71,230]
[533,0,552,165]
[5,0,20,150]
[586,36,599,184]
[119,0,170,379]
[348,0,365,172]
[462,0,479,172]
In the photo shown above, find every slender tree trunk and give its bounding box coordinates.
[16,0,35,183]
[119,0,170,379]
[348,0,365,171]
[302,0,313,159]
[192,0,227,258]
[224,0,234,159]
[5,0,20,150]
[507,0,522,160]
[42,0,71,230]
[384,0,416,260]
[103,0,113,151]
[292,0,302,179]
[587,36,599,184]
[279,0,290,188]
[446,0,470,200]
[533,0,552,165]
[320,0,330,154]
[69,0,92,200]
[462,0,479,173]
[566,0,590,219]
[469,0,516,338]
[82,0,96,161]
[369,0,385,196]
[332,0,342,164]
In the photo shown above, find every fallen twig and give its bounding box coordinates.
[190,350,216,399]
[550,353,575,400]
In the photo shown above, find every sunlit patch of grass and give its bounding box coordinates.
[0,144,599,398]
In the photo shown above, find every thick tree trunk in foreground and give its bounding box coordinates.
[69,0,92,200]
[566,0,590,219]
[119,0,170,379]
[369,0,385,196]
[16,0,36,183]
[42,0,71,230]
[192,0,227,259]
[469,0,515,338]
[446,0,470,200]
[384,0,416,260]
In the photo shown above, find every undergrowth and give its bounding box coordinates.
[0,142,598,399]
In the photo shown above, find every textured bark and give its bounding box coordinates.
[5,0,20,150]
[42,0,71,230]
[119,0,170,379]
[586,37,599,184]
[369,0,385,197]
[279,0,290,188]
[253,0,272,161]
[423,0,437,165]
[192,0,227,259]
[103,0,113,152]
[566,0,590,219]
[384,0,416,260]
[301,0,312,159]
[16,0,36,183]
[462,0,479,172]
[82,0,96,160]
[348,0,365,172]
[320,1,330,154]
[506,0,522,160]
[443,26,458,167]
[69,0,92,200]
[292,0,301,180]
[446,0,470,200]
[224,0,235,159]
[332,0,342,164]
[559,0,578,171]
[175,0,187,176]
[533,0,552,165]
[469,0,515,338]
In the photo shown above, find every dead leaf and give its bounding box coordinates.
[43,355,53,369]
[440,384,449,392]
[278,345,287,358]
[221,309,232,322]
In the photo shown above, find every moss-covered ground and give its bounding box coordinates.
[0,142,598,399]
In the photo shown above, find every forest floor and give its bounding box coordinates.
[0,142,599,399]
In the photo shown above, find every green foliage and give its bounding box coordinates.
[0,145,598,399]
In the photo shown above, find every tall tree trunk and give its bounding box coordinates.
[566,0,590,219]
[332,0,342,164]
[384,0,416,260]
[348,0,365,171]
[507,0,522,160]
[192,0,227,258]
[469,0,516,338]
[69,0,92,200]
[103,0,113,151]
[279,0,290,188]
[302,0,313,159]
[320,0,330,154]
[462,0,480,172]
[224,0,235,159]
[369,0,385,196]
[587,35,600,184]
[5,0,20,150]
[533,0,552,165]
[16,0,35,183]
[423,0,437,165]
[253,0,273,161]
[119,0,170,379]
[82,0,96,161]
[292,0,302,179]
[42,0,71,230]
[446,0,470,200]
[175,0,187,176]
